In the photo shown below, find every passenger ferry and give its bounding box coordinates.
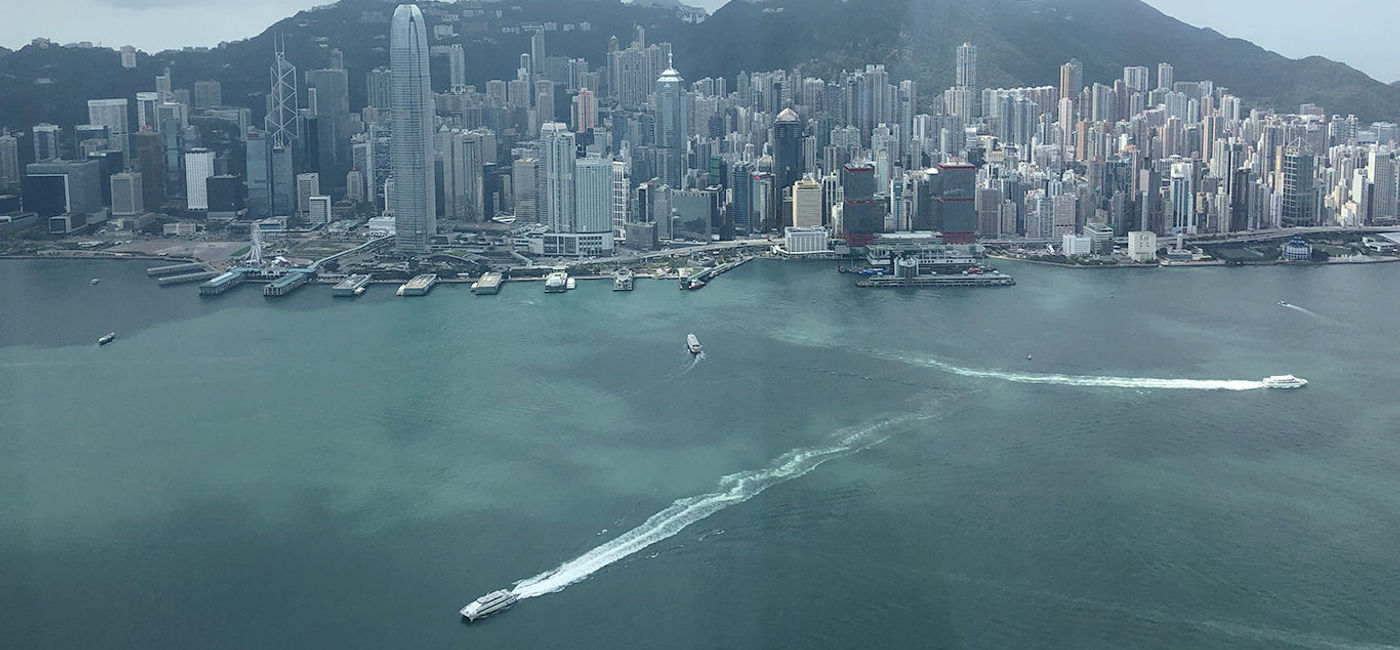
[1262,375,1308,389]
[613,268,635,291]
[460,589,517,622]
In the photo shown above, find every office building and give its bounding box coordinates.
[88,98,130,152]
[390,3,436,253]
[653,58,687,188]
[110,172,143,215]
[308,195,332,224]
[539,122,576,233]
[296,172,320,217]
[33,123,62,162]
[773,108,804,191]
[184,148,215,210]
[0,132,18,191]
[792,177,822,228]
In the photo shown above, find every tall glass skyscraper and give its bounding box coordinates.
[390,3,436,254]
[653,59,687,189]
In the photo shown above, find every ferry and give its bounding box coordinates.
[544,271,568,293]
[687,333,702,355]
[97,332,116,345]
[613,268,634,291]
[460,589,517,622]
[1262,375,1308,389]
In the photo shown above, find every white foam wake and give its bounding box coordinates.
[510,416,916,599]
[885,351,1266,391]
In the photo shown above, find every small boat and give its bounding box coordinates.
[97,332,116,345]
[1026,354,1032,361]
[687,333,702,355]
[1278,300,1290,307]
[90,278,101,285]
[566,277,576,290]
[459,589,517,622]
[1262,375,1308,389]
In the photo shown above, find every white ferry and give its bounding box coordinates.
[1262,375,1308,389]
[460,589,517,622]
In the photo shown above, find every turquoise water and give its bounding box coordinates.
[2,258,1398,649]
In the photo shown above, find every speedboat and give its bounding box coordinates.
[687,333,703,355]
[1262,375,1308,389]
[90,278,101,285]
[460,589,517,622]
[1278,300,1290,307]
[97,332,116,345]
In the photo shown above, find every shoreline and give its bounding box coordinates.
[989,253,1400,270]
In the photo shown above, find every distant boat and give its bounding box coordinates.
[90,278,101,285]
[97,332,116,346]
[687,333,703,355]
[1026,354,1032,361]
[1278,300,1290,307]
[1262,375,1308,389]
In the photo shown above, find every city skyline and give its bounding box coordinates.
[2,0,1399,83]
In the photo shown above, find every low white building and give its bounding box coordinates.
[783,226,830,255]
[1062,233,1093,256]
[1127,231,1158,263]
[521,231,615,257]
[367,216,396,236]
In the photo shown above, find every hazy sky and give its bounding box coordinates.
[2,0,1397,82]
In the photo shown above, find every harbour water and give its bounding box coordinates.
[2,258,1399,649]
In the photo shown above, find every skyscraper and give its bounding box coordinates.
[87,99,130,153]
[366,67,392,110]
[575,156,612,234]
[841,161,878,245]
[390,3,436,254]
[1280,142,1317,227]
[956,42,977,91]
[184,148,214,210]
[193,80,222,109]
[653,58,687,188]
[1157,62,1174,91]
[110,172,143,215]
[0,132,19,191]
[1369,146,1397,221]
[448,44,467,93]
[1059,59,1083,101]
[791,177,822,228]
[307,67,351,196]
[773,108,804,192]
[266,39,299,149]
[539,122,576,233]
[1122,66,1149,92]
[32,124,61,162]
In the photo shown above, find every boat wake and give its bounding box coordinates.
[771,330,1266,392]
[1279,301,1342,325]
[510,414,925,599]
[880,350,1267,391]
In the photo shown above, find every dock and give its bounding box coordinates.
[398,273,438,296]
[157,271,217,286]
[680,257,752,290]
[472,272,503,295]
[198,269,249,295]
[332,274,372,297]
[857,272,1016,288]
[264,269,315,297]
[147,262,205,277]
